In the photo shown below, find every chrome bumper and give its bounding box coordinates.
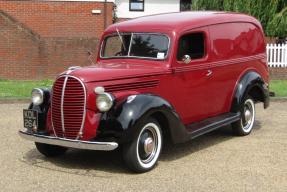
[19,130,118,151]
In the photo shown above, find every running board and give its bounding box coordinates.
[187,112,241,139]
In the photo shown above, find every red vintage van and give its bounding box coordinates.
[20,12,269,172]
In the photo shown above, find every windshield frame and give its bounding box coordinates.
[100,32,171,60]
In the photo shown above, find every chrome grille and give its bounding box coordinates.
[51,75,86,140]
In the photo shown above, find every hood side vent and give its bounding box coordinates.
[105,80,159,92]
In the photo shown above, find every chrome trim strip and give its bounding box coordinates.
[174,53,266,73]
[209,53,266,68]
[61,76,68,138]
[19,130,118,151]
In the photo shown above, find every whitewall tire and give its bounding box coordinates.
[232,96,256,136]
[123,118,162,173]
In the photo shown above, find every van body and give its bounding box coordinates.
[20,12,269,172]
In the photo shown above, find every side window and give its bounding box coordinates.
[177,33,205,61]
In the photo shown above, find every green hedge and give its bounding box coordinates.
[192,0,287,38]
[192,0,224,11]
[267,7,287,38]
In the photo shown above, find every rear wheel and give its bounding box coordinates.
[35,142,67,157]
[123,118,162,173]
[232,96,255,136]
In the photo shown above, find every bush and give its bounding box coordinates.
[267,7,287,38]
[191,0,287,38]
[192,0,224,11]
[223,0,279,31]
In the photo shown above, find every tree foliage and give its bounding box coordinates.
[191,0,287,38]
[191,0,224,11]
[267,7,287,38]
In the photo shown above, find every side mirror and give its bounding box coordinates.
[182,55,191,64]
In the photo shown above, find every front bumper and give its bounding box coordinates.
[19,130,118,151]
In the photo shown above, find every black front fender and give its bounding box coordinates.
[96,94,188,144]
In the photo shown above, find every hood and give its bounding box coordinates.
[65,62,170,83]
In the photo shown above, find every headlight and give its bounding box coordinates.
[31,88,44,105]
[96,93,114,112]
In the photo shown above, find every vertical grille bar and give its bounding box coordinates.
[60,76,68,138]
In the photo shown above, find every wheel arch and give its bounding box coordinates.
[96,94,188,144]
[149,111,172,144]
[248,85,265,103]
[230,70,269,113]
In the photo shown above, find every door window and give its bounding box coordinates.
[177,33,205,61]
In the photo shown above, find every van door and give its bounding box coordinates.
[171,28,213,125]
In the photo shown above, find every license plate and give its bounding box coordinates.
[23,109,38,129]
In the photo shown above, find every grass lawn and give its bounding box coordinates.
[0,79,286,99]
[0,80,53,99]
[269,80,287,97]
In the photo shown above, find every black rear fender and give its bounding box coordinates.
[231,71,269,113]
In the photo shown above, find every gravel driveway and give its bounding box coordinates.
[0,101,286,192]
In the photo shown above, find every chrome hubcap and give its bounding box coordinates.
[241,99,255,132]
[244,109,252,124]
[136,122,162,169]
[138,125,159,164]
[144,137,155,155]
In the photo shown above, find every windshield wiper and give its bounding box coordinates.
[116,28,127,52]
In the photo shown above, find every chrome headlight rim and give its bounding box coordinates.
[31,88,44,106]
[96,92,114,112]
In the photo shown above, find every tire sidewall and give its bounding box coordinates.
[123,117,163,172]
[233,96,256,136]
[135,121,162,169]
[232,95,256,136]
[240,98,255,134]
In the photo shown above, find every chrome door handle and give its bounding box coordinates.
[206,70,213,77]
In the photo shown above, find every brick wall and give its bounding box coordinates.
[0,0,113,80]
[0,10,41,79]
[0,1,114,38]
[269,68,287,80]
[1,1,286,80]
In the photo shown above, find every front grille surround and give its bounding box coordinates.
[51,75,87,140]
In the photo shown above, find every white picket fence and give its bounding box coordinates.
[267,43,287,67]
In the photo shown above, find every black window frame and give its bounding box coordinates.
[129,0,145,12]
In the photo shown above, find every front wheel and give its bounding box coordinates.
[35,142,68,157]
[232,96,256,136]
[123,118,163,173]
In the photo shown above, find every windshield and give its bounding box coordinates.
[101,33,170,60]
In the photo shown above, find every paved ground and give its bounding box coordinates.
[0,101,286,192]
